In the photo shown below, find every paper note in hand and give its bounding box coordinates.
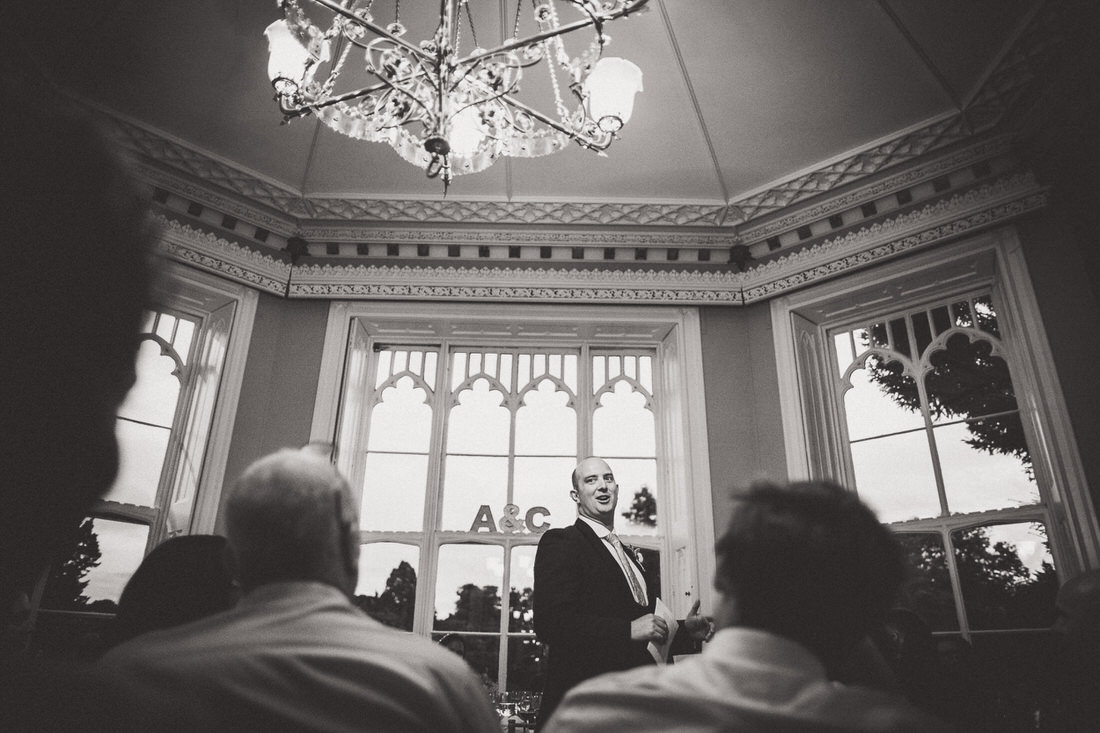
[646,598,680,665]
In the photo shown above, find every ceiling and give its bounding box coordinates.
[13,0,1070,302]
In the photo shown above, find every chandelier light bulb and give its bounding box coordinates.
[448,106,487,158]
[584,57,643,132]
[264,20,310,88]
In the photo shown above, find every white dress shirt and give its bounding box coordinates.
[543,627,951,733]
[577,515,648,605]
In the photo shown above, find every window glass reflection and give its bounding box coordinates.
[513,457,577,531]
[895,533,959,632]
[844,356,924,442]
[935,418,1039,514]
[360,452,427,531]
[593,381,655,458]
[447,378,509,455]
[103,419,170,506]
[435,544,504,633]
[951,523,1058,630]
[441,455,508,531]
[367,376,432,453]
[509,546,536,633]
[851,432,939,522]
[605,458,658,535]
[354,542,419,631]
[116,339,180,426]
[515,379,576,456]
[507,637,546,693]
[925,334,1018,425]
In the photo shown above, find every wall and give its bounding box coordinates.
[698,302,787,535]
[1017,208,1100,514]
[215,293,330,528]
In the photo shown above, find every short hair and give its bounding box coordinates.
[224,449,358,592]
[714,480,904,663]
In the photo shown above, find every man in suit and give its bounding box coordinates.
[532,456,710,729]
[543,481,951,733]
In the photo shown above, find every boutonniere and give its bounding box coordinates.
[629,545,646,571]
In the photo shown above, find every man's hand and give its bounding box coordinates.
[630,613,669,643]
[681,599,715,642]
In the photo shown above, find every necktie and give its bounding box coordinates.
[608,533,647,606]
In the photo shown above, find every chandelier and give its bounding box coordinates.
[265,0,649,190]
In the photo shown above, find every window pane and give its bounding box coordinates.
[509,546,536,633]
[593,381,655,458]
[851,432,940,522]
[354,542,418,630]
[925,333,1018,425]
[367,376,433,453]
[507,637,546,693]
[844,356,924,442]
[513,457,577,531]
[936,418,1039,514]
[609,458,658,535]
[447,378,510,455]
[435,544,503,633]
[432,632,500,693]
[895,532,959,632]
[441,455,508,531]
[116,338,180,427]
[360,452,427,531]
[951,523,1058,630]
[102,418,170,506]
[41,518,149,612]
[515,379,576,456]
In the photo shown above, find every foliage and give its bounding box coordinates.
[354,559,417,630]
[898,525,1058,632]
[41,517,101,610]
[435,583,501,631]
[621,485,657,527]
[866,331,1032,478]
[509,586,535,633]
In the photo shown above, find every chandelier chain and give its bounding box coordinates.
[463,0,479,51]
[512,0,525,40]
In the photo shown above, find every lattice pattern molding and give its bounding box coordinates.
[154,173,1045,305]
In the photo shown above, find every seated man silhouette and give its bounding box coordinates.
[543,480,950,732]
[100,448,500,733]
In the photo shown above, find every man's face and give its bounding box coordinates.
[572,457,618,525]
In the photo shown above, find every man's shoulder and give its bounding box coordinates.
[536,522,586,551]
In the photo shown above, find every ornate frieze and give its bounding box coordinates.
[153,170,1046,304]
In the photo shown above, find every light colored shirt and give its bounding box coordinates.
[577,515,648,605]
[99,581,500,733]
[543,627,951,733]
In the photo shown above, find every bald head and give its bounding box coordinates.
[225,449,358,596]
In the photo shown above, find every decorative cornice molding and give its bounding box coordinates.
[155,216,289,295]
[738,136,1013,243]
[151,175,1046,305]
[745,181,1048,302]
[299,224,738,248]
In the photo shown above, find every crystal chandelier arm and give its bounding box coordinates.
[498,91,614,151]
[452,0,650,69]
[293,0,433,62]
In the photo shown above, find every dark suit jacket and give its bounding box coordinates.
[533,519,693,729]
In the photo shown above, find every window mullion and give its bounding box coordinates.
[578,343,592,456]
[415,341,451,636]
